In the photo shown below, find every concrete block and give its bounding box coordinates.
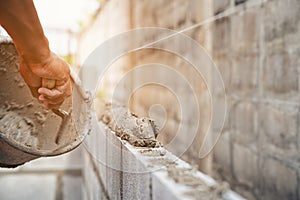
[231,7,260,52]
[213,18,230,51]
[148,150,244,200]
[81,117,109,199]
[81,181,88,200]
[283,28,300,51]
[91,169,104,200]
[82,121,244,200]
[211,97,233,135]
[148,151,198,200]
[133,0,189,28]
[122,144,151,200]
[232,143,258,188]
[0,174,56,200]
[213,53,232,96]
[214,0,230,14]
[94,121,107,180]
[261,157,298,200]
[133,0,158,27]
[223,98,234,132]
[299,170,300,200]
[93,160,107,199]
[62,175,83,200]
[235,0,247,6]
[152,171,180,200]
[105,166,122,200]
[82,114,100,162]
[92,174,104,199]
[264,0,300,41]
[105,128,122,199]
[260,103,298,159]
[232,102,257,147]
[263,44,299,97]
[83,118,107,192]
[213,131,232,179]
[82,154,94,200]
[82,153,105,200]
[83,133,107,200]
[231,53,258,95]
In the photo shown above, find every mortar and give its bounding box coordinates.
[0,37,90,168]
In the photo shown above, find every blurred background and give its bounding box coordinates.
[0,0,299,200]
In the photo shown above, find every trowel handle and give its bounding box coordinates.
[42,78,56,89]
[52,108,68,119]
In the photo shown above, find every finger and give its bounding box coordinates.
[39,94,64,105]
[38,87,63,99]
[57,79,72,97]
[38,80,71,100]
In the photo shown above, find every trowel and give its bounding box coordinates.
[42,67,92,146]
[42,78,71,144]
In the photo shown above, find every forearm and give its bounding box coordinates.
[0,0,50,63]
[0,0,72,109]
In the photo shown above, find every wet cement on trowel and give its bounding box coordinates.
[98,102,161,148]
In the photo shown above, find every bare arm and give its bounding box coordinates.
[0,0,71,109]
[0,0,50,63]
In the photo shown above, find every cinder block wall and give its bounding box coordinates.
[77,0,214,175]
[77,0,300,200]
[212,0,300,199]
[81,119,245,200]
[127,0,214,174]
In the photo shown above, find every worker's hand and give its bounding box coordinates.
[19,52,72,109]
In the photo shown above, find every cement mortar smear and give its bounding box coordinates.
[98,102,161,148]
[0,108,38,149]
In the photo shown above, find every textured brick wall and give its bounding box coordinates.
[212,0,300,199]
[77,0,215,175]
[80,115,245,200]
[77,0,300,199]
[128,0,214,174]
